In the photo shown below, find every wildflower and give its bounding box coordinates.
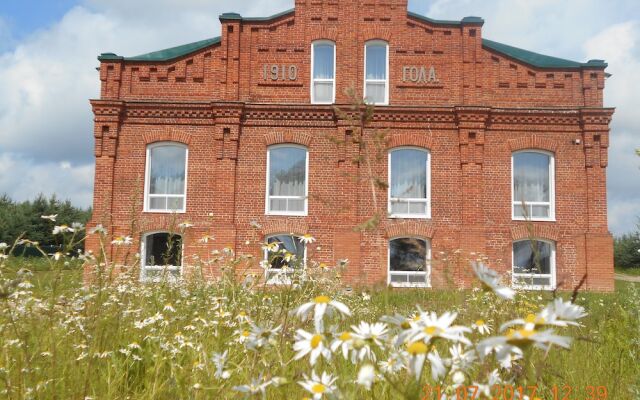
[198,234,215,244]
[298,234,316,244]
[408,311,471,345]
[299,371,337,400]
[249,220,262,229]
[17,239,38,246]
[71,222,85,230]
[111,236,133,246]
[428,350,447,381]
[41,214,57,221]
[449,344,476,372]
[406,341,429,379]
[51,252,63,261]
[89,224,107,235]
[478,326,571,366]
[378,351,406,374]
[259,260,270,270]
[452,370,466,385]
[0,243,7,250]
[53,225,74,235]
[501,300,587,332]
[234,329,251,344]
[356,364,376,390]
[351,322,388,361]
[472,262,515,300]
[330,330,354,359]
[178,221,194,229]
[294,296,351,331]
[472,319,491,335]
[338,258,349,267]
[233,374,274,397]
[246,323,281,350]
[163,304,176,313]
[262,242,280,253]
[293,329,332,366]
[211,351,231,380]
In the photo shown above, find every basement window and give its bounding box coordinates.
[141,232,182,282]
[388,237,431,288]
[512,239,556,290]
[263,234,307,285]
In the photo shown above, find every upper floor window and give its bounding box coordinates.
[311,41,336,104]
[389,148,430,218]
[512,150,555,220]
[388,237,430,288]
[263,234,307,285]
[145,143,187,213]
[266,144,308,215]
[512,239,556,290]
[141,232,182,282]
[364,41,389,105]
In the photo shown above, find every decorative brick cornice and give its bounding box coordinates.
[142,129,192,145]
[261,219,310,237]
[91,100,125,121]
[507,135,559,153]
[387,133,432,150]
[579,108,614,126]
[264,132,313,147]
[126,103,214,119]
[244,105,335,122]
[510,224,560,242]
[384,221,435,239]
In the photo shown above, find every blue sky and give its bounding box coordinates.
[0,0,638,235]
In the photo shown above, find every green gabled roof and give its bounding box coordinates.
[220,9,295,22]
[98,37,221,62]
[408,11,483,26]
[483,38,607,69]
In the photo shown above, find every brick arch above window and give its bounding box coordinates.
[142,131,191,145]
[310,27,338,42]
[260,219,310,238]
[507,135,558,153]
[362,27,392,42]
[264,132,313,147]
[384,221,434,239]
[387,133,432,150]
[137,215,188,235]
[510,224,560,242]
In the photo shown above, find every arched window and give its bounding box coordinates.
[311,40,336,104]
[364,40,389,105]
[388,237,431,287]
[266,144,308,215]
[263,234,307,285]
[145,143,188,212]
[512,150,555,220]
[140,232,183,282]
[512,239,556,290]
[388,147,430,218]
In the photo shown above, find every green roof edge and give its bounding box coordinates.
[98,37,221,62]
[482,38,607,69]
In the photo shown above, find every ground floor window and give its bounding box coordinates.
[263,234,306,284]
[388,237,430,288]
[141,232,182,282]
[512,239,556,290]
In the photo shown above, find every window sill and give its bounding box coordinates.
[512,217,556,222]
[389,283,431,288]
[265,212,308,217]
[144,209,187,214]
[512,284,556,291]
[388,214,431,220]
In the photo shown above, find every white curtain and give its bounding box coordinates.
[313,43,334,79]
[366,44,386,80]
[150,146,186,195]
[514,152,550,202]
[390,149,427,199]
[269,146,306,197]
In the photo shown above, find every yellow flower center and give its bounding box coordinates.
[310,334,323,349]
[314,296,331,304]
[311,383,326,394]
[423,326,442,336]
[241,331,250,337]
[507,328,537,344]
[525,314,545,325]
[476,319,485,326]
[400,321,411,330]
[239,311,246,317]
[339,332,352,341]
[407,341,428,355]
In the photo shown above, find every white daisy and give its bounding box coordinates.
[408,311,471,345]
[351,322,389,362]
[472,319,492,335]
[52,225,74,235]
[378,350,407,374]
[89,224,107,235]
[406,341,429,380]
[293,329,332,366]
[41,214,57,221]
[356,364,376,390]
[233,374,273,397]
[299,371,337,400]
[111,236,133,246]
[294,296,351,331]
[245,323,281,350]
[211,351,231,380]
[178,221,194,229]
[298,234,316,244]
[330,330,354,359]
[471,262,515,300]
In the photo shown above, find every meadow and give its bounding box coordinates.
[1,228,639,400]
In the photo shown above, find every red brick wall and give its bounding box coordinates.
[87,0,615,291]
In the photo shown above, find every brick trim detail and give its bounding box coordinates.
[310,27,339,42]
[138,215,188,234]
[142,130,192,145]
[261,219,310,237]
[507,135,558,153]
[510,224,560,242]
[384,221,435,239]
[264,132,314,147]
[362,26,392,42]
[387,133,432,150]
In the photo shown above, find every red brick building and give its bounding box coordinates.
[88,0,615,290]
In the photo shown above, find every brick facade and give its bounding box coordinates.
[87,0,615,291]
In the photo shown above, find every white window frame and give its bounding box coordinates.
[511,150,555,221]
[387,236,431,288]
[263,234,308,285]
[265,144,309,216]
[512,239,556,291]
[143,142,188,213]
[388,147,431,219]
[364,40,389,105]
[140,231,183,282]
[311,40,336,104]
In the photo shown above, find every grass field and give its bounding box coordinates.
[616,267,640,277]
[1,257,639,399]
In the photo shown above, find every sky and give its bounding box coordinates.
[0,0,638,235]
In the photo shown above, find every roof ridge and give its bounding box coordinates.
[99,37,221,62]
